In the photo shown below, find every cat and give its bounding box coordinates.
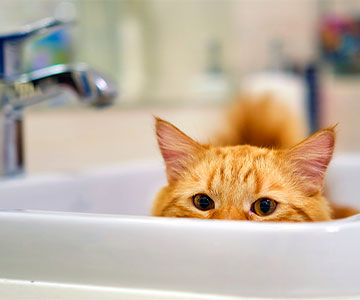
[152,95,358,222]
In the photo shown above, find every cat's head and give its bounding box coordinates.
[152,118,336,222]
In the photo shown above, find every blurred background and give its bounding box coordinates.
[1,0,360,174]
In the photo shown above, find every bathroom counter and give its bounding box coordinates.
[25,106,224,174]
[24,98,360,175]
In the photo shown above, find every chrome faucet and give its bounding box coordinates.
[0,18,117,177]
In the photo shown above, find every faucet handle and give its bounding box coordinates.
[0,17,74,79]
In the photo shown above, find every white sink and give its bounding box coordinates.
[0,156,360,299]
[0,161,165,216]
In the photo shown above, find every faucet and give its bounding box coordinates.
[0,17,117,177]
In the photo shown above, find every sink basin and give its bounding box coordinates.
[0,161,166,216]
[0,155,360,299]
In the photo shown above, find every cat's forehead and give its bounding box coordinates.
[207,145,274,166]
[173,145,278,200]
[186,145,281,185]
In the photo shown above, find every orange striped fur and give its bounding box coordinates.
[152,96,357,222]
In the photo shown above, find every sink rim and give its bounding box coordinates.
[1,154,360,298]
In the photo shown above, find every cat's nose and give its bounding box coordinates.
[223,216,247,220]
[222,211,247,220]
[210,207,247,220]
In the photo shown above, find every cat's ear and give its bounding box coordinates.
[285,127,335,195]
[155,117,203,182]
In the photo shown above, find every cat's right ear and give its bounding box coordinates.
[155,117,203,182]
[284,127,335,195]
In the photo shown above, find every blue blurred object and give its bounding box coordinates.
[26,28,72,72]
[320,14,360,74]
[304,63,319,133]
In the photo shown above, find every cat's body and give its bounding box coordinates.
[152,95,358,222]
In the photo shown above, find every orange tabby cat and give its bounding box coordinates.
[152,96,357,222]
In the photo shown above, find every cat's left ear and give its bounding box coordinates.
[155,117,203,182]
[285,127,335,195]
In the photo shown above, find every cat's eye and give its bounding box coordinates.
[192,194,215,211]
[251,198,277,216]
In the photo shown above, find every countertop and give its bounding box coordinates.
[23,100,358,175]
[24,106,224,174]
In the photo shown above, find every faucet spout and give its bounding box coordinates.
[8,63,117,110]
[0,63,117,177]
[0,16,118,178]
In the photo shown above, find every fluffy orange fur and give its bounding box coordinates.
[215,94,307,149]
[152,96,357,222]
